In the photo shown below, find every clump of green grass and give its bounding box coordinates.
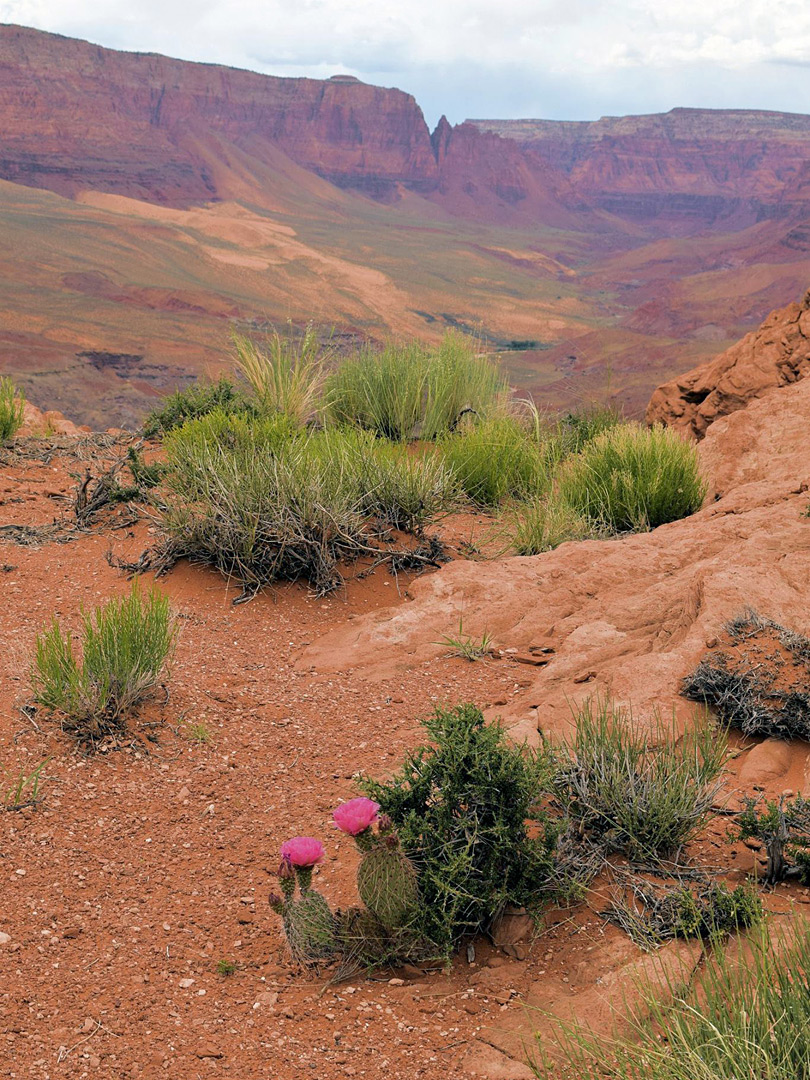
[142,376,254,438]
[325,340,429,441]
[534,919,810,1080]
[511,496,593,554]
[0,376,25,445]
[325,331,508,441]
[360,703,557,957]
[1,758,48,811]
[233,323,328,425]
[552,698,726,861]
[442,415,543,506]
[31,581,177,741]
[557,423,707,532]
[216,959,237,976]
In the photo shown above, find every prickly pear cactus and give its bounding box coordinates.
[284,889,336,965]
[357,838,418,929]
[335,905,390,970]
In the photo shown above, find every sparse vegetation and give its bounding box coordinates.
[1,757,48,811]
[31,581,177,740]
[556,422,707,532]
[511,496,592,554]
[683,610,810,739]
[534,920,810,1080]
[360,703,557,956]
[436,617,493,660]
[552,698,726,861]
[0,375,25,445]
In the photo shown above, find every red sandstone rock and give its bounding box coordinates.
[17,401,87,437]
[646,292,810,437]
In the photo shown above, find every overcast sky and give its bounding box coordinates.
[3,0,810,128]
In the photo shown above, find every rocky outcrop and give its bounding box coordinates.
[17,401,88,437]
[646,292,810,438]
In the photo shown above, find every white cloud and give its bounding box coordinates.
[2,0,810,123]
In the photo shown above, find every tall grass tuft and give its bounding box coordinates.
[31,581,176,739]
[442,415,543,506]
[533,920,810,1080]
[421,331,510,440]
[325,341,429,441]
[233,324,327,425]
[0,376,25,444]
[557,423,706,532]
[552,697,726,861]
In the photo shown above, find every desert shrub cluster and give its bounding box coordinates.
[135,326,706,594]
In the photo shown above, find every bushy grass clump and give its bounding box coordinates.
[325,331,508,441]
[142,376,254,438]
[360,703,557,957]
[0,376,25,444]
[535,920,810,1080]
[160,412,454,593]
[557,423,707,532]
[511,496,592,554]
[552,698,726,861]
[441,415,543,506]
[233,324,327,425]
[31,581,176,739]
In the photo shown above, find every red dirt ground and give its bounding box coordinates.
[1,434,808,1080]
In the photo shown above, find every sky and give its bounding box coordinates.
[2,0,810,128]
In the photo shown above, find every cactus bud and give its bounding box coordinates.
[279,856,296,899]
[377,813,394,834]
[268,891,285,914]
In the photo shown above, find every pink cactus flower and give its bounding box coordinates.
[333,797,380,836]
[280,836,325,867]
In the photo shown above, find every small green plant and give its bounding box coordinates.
[557,422,707,532]
[184,720,212,744]
[552,698,726,861]
[31,581,177,740]
[142,376,254,437]
[436,617,493,660]
[216,959,237,976]
[360,703,557,956]
[0,376,25,445]
[1,758,48,811]
[605,879,763,949]
[233,323,328,425]
[534,919,810,1080]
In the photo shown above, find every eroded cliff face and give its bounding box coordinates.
[470,109,810,229]
[647,291,810,437]
[0,24,438,204]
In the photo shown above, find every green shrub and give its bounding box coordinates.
[552,698,726,861]
[142,376,254,438]
[557,423,707,532]
[442,415,543,506]
[0,376,25,445]
[233,324,327,425]
[736,793,810,884]
[534,920,810,1080]
[31,581,176,740]
[511,495,592,554]
[360,703,557,957]
[350,434,456,532]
